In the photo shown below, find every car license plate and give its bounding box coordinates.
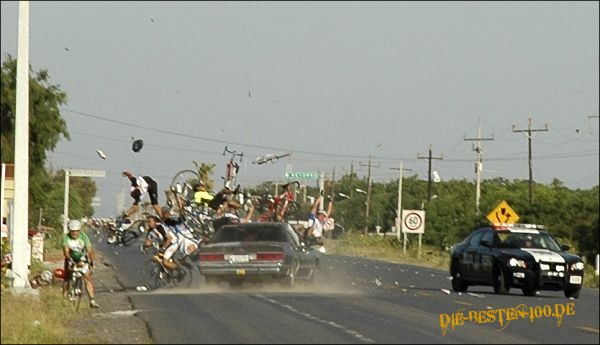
[230,255,249,263]
[236,269,246,276]
[569,275,582,284]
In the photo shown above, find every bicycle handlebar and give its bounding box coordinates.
[223,146,244,161]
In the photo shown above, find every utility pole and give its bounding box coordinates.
[417,145,443,203]
[360,155,380,234]
[12,0,30,290]
[464,119,494,213]
[331,167,336,201]
[512,118,548,206]
[390,162,412,243]
[349,160,354,198]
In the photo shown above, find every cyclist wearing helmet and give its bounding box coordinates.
[62,219,100,308]
[122,171,162,219]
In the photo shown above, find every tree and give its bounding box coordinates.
[1,54,69,168]
[0,54,95,229]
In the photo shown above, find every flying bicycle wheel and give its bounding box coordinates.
[171,170,199,204]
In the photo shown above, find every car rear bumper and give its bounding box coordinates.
[198,261,287,277]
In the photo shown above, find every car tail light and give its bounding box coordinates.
[256,252,285,261]
[198,253,225,261]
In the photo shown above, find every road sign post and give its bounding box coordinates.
[402,210,425,257]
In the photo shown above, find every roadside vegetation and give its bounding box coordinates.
[0,245,99,344]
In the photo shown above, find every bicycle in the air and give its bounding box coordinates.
[256,180,302,222]
[167,169,216,238]
[222,145,243,190]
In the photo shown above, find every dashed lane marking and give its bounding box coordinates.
[255,294,376,343]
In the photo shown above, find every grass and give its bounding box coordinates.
[327,231,599,289]
[327,232,451,272]
[1,238,100,344]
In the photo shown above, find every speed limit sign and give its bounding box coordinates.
[402,210,425,234]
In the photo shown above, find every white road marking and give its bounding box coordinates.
[256,294,376,343]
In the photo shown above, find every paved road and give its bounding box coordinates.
[95,232,599,344]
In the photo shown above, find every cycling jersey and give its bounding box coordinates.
[63,232,92,262]
[307,213,324,238]
[194,190,214,205]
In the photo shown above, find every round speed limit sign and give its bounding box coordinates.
[402,210,425,234]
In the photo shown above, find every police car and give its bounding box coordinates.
[449,224,584,298]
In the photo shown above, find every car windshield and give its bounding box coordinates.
[496,231,561,251]
[211,224,287,243]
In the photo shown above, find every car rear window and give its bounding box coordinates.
[211,224,288,243]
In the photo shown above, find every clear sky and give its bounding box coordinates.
[1,1,598,217]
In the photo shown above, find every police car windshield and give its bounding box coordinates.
[496,232,561,251]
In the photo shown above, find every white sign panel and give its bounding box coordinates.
[68,169,106,177]
[402,210,425,234]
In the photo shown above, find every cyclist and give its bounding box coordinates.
[207,182,239,212]
[157,210,200,281]
[122,171,162,218]
[193,181,214,208]
[62,219,100,308]
[305,194,333,247]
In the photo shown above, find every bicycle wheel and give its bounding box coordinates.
[180,208,207,237]
[141,259,166,290]
[69,275,83,312]
[171,170,199,203]
[121,229,139,247]
[285,201,301,216]
[173,261,193,288]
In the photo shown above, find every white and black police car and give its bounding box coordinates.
[450,224,584,298]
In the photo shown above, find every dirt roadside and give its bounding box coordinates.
[44,250,153,344]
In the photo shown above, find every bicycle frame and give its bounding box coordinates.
[222,146,243,189]
[257,181,301,222]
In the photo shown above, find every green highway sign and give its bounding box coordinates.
[284,171,319,179]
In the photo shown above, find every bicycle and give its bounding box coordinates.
[140,243,194,290]
[222,146,243,189]
[107,218,145,247]
[170,169,200,205]
[257,181,301,222]
[66,260,87,312]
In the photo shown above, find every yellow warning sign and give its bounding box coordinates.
[486,200,520,226]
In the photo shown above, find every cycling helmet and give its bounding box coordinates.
[67,219,83,231]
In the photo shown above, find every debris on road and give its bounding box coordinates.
[441,288,451,295]
[467,292,485,298]
[375,278,382,286]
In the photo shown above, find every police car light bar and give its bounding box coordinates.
[491,223,545,230]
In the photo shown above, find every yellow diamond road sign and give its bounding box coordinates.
[487,200,520,226]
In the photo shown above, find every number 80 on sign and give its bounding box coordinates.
[402,210,425,234]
